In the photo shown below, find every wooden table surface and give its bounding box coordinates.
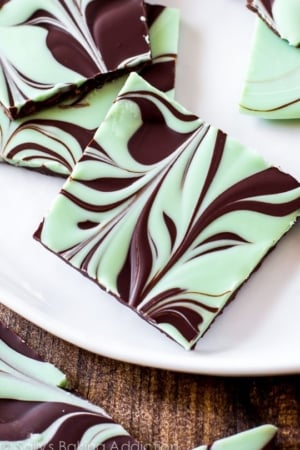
[0,303,299,450]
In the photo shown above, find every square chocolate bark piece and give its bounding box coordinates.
[35,73,300,350]
[0,5,179,175]
[0,0,151,119]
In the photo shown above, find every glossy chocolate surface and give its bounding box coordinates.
[1,4,179,175]
[35,73,300,350]
[0,321,41,360]
[0,321,144,448]
[247,0,300,46]
[0,0,151,118]
[0,399,144,448]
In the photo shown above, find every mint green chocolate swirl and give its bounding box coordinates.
[248,0,300,47]
[0,5,179,175]
[0,321,66,387]
[0,80,126,176]
[35,73,300,350]
[193,425,277,450]
[240,16,300,119]
[0,322,143,448]
[0,0,151,119]
[0,371,144,449]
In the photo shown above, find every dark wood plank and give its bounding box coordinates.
[0,303,299,449]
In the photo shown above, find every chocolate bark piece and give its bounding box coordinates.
[0,0,151,119]
[0,321,143,448]
[247,0,300,47]
[0,321,66,386]
[0,371,144,449]
[141,4,179,96]
[0,5,180,176]
[240,17,300,119]
[193,424,278,450]
[34,73,300,350]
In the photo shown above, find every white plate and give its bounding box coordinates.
[1,0,300,376]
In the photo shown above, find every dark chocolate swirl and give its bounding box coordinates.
[1,5,179,175]
[0,0,150,118]
[35,73,300,349]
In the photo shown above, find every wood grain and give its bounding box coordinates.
[0,303,299,450]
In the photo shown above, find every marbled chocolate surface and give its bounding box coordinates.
[240,16,300,119]
[247,0,300,46]
[0,380,144,449]
[0,321,144,449]
[0,5,179,175]
[0,0,151,118]
[35,73,300,349]
[0,321,66,386]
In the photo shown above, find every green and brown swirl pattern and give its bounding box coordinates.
[0,321,277,448]
[0,5,179,175]
[241,2,300,118]
[0,321,144,449]
[35,73,300,350]
[0,0,151,119]
[247,0,300,46]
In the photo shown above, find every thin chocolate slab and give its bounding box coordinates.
[240,17,300,119]
[0,0,151,119]
[0,368,144,449]
[193,424,278,450]
[34,73,300,350]
[0,5,180,176]
[247,0,300,47]
[0,321,66,386]
[0,321,144,448]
